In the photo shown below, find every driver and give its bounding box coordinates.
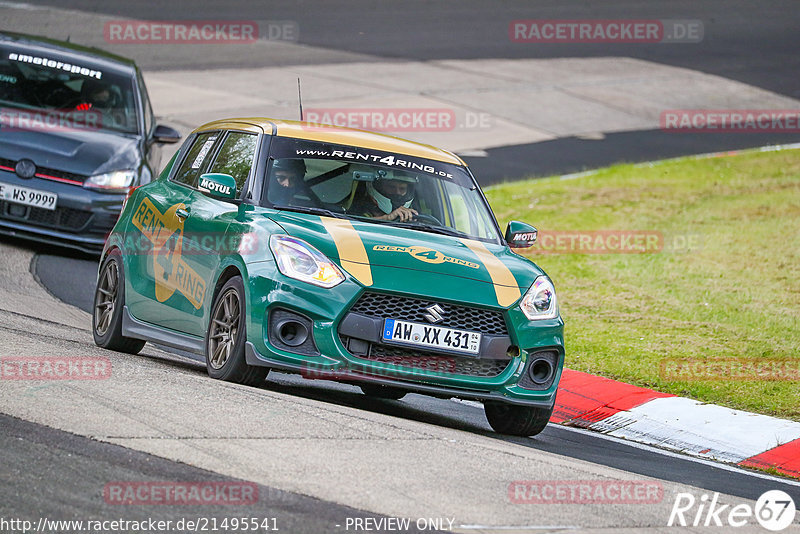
[77,79,122,128]
[78,79,114,110]
[268,158,311,205]
[351,170,419,222]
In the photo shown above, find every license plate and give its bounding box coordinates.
[0,182,57,211]
[382,318,481,355]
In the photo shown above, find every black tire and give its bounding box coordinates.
[484,402,552,436]
[359,383,407,400]
[92,249,146,354]
[205,276,269,386]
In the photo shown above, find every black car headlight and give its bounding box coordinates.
[84,170,136,192]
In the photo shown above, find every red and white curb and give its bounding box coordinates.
[553,369,800,478]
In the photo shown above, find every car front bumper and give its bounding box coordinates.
[0,170,124,253]
[242,261,564,407]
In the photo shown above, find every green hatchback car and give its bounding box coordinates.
[93,118,564,436]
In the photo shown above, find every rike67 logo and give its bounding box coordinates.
[668,490,796,531]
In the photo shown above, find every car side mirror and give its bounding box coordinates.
[505,221,537,248]
[152,124,181,144]
[199,173,238,201]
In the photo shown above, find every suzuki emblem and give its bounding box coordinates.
[423,304,445,324]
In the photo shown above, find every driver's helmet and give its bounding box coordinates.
[269,158,307,204]
[81,79,112,108]
[272,158,307,181]
[367,170,418,214]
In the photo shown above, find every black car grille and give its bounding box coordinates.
[34,166,87,183]
[339,292,512,378]
[0,200,92,231]
[349,292,509,336]
[0,156,86,184]
[358,342,511,378]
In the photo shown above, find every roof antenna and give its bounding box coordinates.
[297,77,304,121]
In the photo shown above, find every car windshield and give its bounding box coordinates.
[0,45,138,135]
[264,137,502,243]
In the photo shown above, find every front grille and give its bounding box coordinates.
[35,166,87,183]
[338,292,512,378]
[349,292,509,336]
[362,341,511,377]
[0,200,92,231]
[0,156,86,183]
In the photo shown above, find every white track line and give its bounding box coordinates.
[450,397,800,487]
[558,424,800,488]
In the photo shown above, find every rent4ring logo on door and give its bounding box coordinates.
[131,197,206,309]
[372,245,479,269]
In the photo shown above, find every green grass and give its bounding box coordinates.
[486,149,800,420]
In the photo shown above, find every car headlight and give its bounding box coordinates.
[520,276,558,320]
[269,235,345,288]
[84,170,136,192]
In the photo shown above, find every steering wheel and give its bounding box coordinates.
[413,213,442,226]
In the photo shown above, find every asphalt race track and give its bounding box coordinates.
[11,0,800,182]
[2,1,800,532]
[25,0,800,98]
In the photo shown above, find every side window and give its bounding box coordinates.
[208,132,258,192]
[172,132,220,187]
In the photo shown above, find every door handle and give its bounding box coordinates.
[175,208,190,220]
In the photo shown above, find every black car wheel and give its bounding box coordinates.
[484,402,552,436]
[205,276,269,386]
[92,249,146,354]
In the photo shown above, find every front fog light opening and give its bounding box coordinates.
[518,350,559,391]
[268,308,319,356]
[529,358,554,385]
[276,319,309,347]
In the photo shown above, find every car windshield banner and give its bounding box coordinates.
[268,137,466,182]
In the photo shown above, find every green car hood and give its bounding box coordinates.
[268,211,544,308]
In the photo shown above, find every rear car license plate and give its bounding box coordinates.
[383,318,481,355]
[0,182,57,211]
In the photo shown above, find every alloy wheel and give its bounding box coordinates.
[208,288,240,370]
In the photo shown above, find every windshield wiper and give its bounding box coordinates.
[272,205,345,219]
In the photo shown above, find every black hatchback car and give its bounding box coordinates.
[0,32,180,253]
